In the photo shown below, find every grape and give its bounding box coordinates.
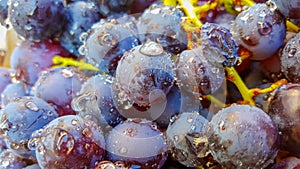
[106,118,168,168]
[92,0,133,16]
[0,149,27,169]
[207,104,280,169]
[32,67,88,116]
[136,4,188,54]
[32,115,106,169]
[176,47,225,96]
[280,32,300,83]
[23,164,41,169]
[72,74,125,128]
[166,112,209,167]
[0,68,12,102]
[201,22,240,67]
[268,84,300,157]
[59,1,102,56]
[8,0,67,41]
[130,0,156,14]
[0,96,58,158]
[230,3,286,60]
[0,0,7,25]
[113,41,174,107]
[10,39,74,86]
[271,156,300,169]
[272,0,300,20]
[83,17,140,75]
[1,82,28,109]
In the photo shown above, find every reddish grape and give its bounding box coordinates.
[10,39,74,86]
[33,115,106,169]
[207,105,280,169]
[268,84,300,157]
[32,67,88,116]
[271,156,300,169]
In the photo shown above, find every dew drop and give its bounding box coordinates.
[139,41,164,56]
[62,68,74,78]
[288,48,297,58]
[119,147,128,154]
[82,128,93,138]
[55,130,75,155]
[258,22,272,36]
[25,101,39,111]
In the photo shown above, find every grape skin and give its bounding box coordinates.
[268,84,300,157]
[8,0,67,41]
[207,105,280,169]
[272,0,300,20]
[0,0,7,25]
[230,3,286,60]
[280,32,300,83]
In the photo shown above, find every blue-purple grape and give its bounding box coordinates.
[268,84,300,157]
[272,0,300,20]
[32,67,88,116]
[113,41,174,107]
[59,1,102,56]
[280,32,300,83]
[230,3,286,60]
[271,156,300,169]
[1,82,28,109]
[166,112,209,167]
[0,96,58,158]
[0,0,7,25]
[106,118,168,169]
[207,104,280,169]
[8,0,67,41]
[92,0,133,16]
[32,115,106,169]
[176,47,225,96]
[72,74,125,128]
[0,149,28,169]
[83,17,140,75]
[0,68,12,103]
[136,4,187,54]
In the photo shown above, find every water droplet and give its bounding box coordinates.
[55,130,75,155]
[71,119,79,126]
[218,120,225,130]
[28,137,40,150]
[62,68,74,78]
[82,128,93,138]
[288,48,297,58]
[139,41,164,56]
[37,145,45,154]
[25,101,39,111]
[119,147,128,154]
[258,22,272,36]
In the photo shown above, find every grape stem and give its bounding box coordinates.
[226,66,288,106]
[52,55,101,72]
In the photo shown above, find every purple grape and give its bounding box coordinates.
[113,41,174,107]
[59,1,102,56]
[0,0,7,25]
[8,0,67,41]
[10,39,74,86]
[92,0,133,16]
[230,3,286,60]
[136,4,187,54]
[72,74,125,128]
[32,67,88,116]
[0,96,58,158]
[1,82,28,109]
[272,0,300,20]
[32,115,106,169]
[0,149,28,169]
[176,47,225,96]
[280,32,300,83]
[207,104,280,169]
[268,84,300,157]
[271,156,300,169]
[83,17,140,75]
[106,118,168,168]
[0,68,12,103]
[166,112,209,167]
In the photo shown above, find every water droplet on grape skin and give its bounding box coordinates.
[139,41,164,56]
[25,101,39,111]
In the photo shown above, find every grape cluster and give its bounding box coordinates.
[1,0,300,168]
